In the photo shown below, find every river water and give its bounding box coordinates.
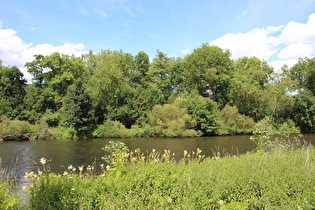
[1,134,315,178]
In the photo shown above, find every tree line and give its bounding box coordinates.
[0,43,314,139]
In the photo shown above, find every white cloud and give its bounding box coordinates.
[181,47,190,55]
[0,24,87,80]
[278,43,314,60]
[210,26,283,61]
[210,13,315,73]
[280,13,315,44]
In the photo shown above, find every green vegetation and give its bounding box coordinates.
[0,124,313,209]
[0,159,21,209]
[1,45,315,139]
[0,116,54,141]
[23,139,315,209]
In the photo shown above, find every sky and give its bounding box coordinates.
[1,0,315,81]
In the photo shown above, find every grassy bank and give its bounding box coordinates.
[24,143,315,209]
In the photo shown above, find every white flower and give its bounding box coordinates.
[40,157,46,165]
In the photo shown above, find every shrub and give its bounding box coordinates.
[145,100,202,137]
[218,105,255,135]
[0,117,32,137]
[93,120,130,138]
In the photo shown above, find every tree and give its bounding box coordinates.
[290,57,315,95]
[282,57,315,133]
[267,65,295,125]
[146,50,173,102]
[59,80,92,137]
[40,52,85,98]
[25,54,45,86]
[18,84,56,123]
[131,51,150,87]
[145,98,201,137]
[81,50,99,82]
[181,90,222,135]
[0,63,26,118]
[87,49,134,124]
[183,44,233,107]
[230,56,273,121]
[169,57,187,95]
[292,89,315,133]
[218,105,255,135]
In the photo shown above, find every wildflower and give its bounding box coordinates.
[106,165,111,171]
[72,167,76,172]
[24,171,34,179]
[71,188,75,191]
[63,171,68,176]
[152,149,156,153]
[68,165,73,171]
[40,157,46,165]
[78,165,84,173]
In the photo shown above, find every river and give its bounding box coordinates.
[1,134,315,178]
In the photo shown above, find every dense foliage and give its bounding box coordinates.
[0,44,314,138]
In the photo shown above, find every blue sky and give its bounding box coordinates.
[1,0,315,80]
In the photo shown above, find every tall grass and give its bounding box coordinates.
[26,142,315,209]
[0,157,21,209]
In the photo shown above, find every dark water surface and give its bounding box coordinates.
[1,134,315,178]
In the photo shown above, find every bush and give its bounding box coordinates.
[0,117,32,136]
[31,117,55,140]
[218,105,255,135]
[93,120,130,138]
[51,126,78,139]
[144,100,202,137]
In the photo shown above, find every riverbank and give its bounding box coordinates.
[2,142,314,209]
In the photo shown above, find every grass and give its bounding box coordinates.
[24,142,315,210]
[0,157,21,209]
